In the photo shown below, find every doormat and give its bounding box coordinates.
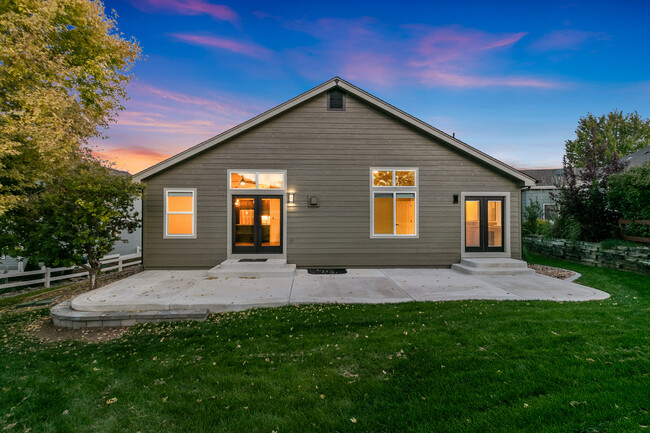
[307,268,347,275]
[239,259,268,262]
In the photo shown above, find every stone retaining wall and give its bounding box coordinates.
[524,236,650,275]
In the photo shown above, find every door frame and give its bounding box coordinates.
[231,195,284,255]
[460,192,511,258]
[227,170,287,260]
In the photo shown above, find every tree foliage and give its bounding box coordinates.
[522,199,543,236]
[565,110,650,167]
[554,128,627,242]
[0,0,141,214]
[608,163,650,221]
[0,152,144,289]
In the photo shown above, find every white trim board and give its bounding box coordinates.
[133,77,535,187]
[460,192,511,258]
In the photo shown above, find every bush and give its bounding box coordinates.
[523,200,543,235]
[608,163,650,222]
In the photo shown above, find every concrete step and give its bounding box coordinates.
[52,301,208,328]
[459,258,530,269]
[452,258,535,276]
[207,259,296,278]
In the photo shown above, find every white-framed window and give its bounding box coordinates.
[370,168,418,237]
[164,188,196,238]
[543,203,557,220]
[228,170,286,190]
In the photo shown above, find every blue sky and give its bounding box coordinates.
[99,0,650,173]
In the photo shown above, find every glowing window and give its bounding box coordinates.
[371,168,417,237]
[165,190,195,237]
[229,171,285,190]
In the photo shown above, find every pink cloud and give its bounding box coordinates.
[284,20,558,89]
[529,29,610,52]
[127,0,238,22]
[169,33,272,59]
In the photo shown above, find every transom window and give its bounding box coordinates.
[229,170,285,190]
[370,168,418,237]
[164,189,196,238]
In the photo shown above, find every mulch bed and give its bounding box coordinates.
[528,263,576,280]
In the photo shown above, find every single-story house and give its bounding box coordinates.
[133,77,535,269]
[521,168,564,220]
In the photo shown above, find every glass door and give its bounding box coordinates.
[233,196,283,254]
[464,196,504,252]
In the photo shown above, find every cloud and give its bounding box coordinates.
[126,0,238,22]
[529,29,610,52]
[95,83,269,173]
[169,33,272,59]
[283,19,558,89]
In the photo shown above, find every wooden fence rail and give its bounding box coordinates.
[618,219,650,244]
[0,251,142,293]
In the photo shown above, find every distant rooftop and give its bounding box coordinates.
[521,168,564,187]
[622,145,650,168]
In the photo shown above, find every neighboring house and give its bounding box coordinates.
[521,168,564,220]
[134,77,535,269]
[621,144,650,168]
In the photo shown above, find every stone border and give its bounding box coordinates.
[51,301,208,328]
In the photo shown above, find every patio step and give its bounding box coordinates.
[451,258,535,276]
[51,301,208,328]
[207,259,296,278]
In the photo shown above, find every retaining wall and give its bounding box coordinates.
[524,236,650,275]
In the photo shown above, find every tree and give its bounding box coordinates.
[522,199,543,236]
[554,128,627,242]
[608,163,650,238]
[565,110,650,167]
[0,152,144,290]
[0,0,141,215]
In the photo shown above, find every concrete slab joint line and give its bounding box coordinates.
[52,265,610,328]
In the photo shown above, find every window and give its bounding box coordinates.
[229,170,285,190]
[370,168,417,237]
[165,189,196,237]
[543,203,557,220]
[327,89,346,111]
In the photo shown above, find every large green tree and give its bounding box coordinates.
[565,110,650,167]
[0,152,144,290]
[0,0,141,214]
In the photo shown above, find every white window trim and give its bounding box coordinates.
[369,167,419,238]
[543,203,556,220]
[460,191,510,258]
[227,169,287,191]
[164,188,197,239]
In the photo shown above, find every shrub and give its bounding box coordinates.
[608,162,650,222]
[523,199,543,235]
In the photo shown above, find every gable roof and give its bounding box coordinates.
[133,77,536,186]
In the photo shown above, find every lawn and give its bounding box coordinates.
[0,255,648,432]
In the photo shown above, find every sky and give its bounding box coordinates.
[97,0,650,174]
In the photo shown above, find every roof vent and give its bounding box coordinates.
[327,89,345,111]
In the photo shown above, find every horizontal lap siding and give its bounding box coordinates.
[143,92,522,269]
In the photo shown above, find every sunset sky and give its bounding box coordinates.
[98,0,650,174]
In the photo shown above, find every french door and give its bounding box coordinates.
[464,196,505,252]
[232,196,283,254]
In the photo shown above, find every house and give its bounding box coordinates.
[133,77,535,269]
[521,168,564,220]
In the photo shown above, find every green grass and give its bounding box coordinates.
[0,256,648,432]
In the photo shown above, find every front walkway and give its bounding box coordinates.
[70,268,609,314]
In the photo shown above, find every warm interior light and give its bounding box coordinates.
[261,215,270,225]
[240,178,246,186]
[235,199,240,207]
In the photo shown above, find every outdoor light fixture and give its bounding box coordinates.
[288,193,295,204]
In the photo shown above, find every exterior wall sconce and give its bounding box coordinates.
[288,193,295,204]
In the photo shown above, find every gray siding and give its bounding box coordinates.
[522,189,558,220]
[143,92,523,269]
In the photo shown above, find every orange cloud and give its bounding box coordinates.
[95,146,173,175]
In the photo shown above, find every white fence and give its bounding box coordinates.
[0,250,142,293]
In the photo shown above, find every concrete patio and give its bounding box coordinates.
[71,267,608,311]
